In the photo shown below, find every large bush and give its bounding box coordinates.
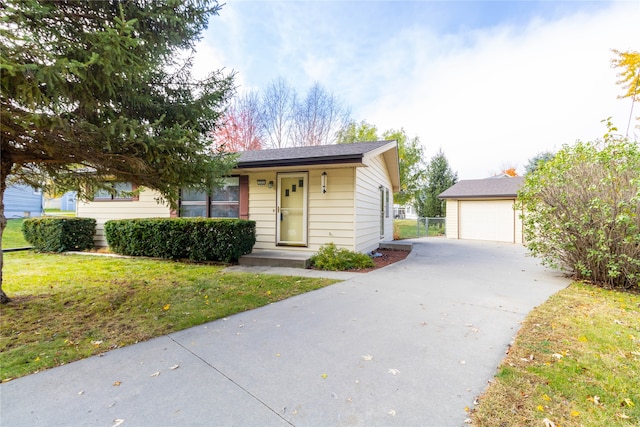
[22,217,96,252]
[104,218,256,262]
[518,131,640,289]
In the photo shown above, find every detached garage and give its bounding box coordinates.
[438,176,525,244]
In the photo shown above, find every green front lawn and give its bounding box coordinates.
[0,252,337,381]
[472,283,640,426]
[2,219,29,249]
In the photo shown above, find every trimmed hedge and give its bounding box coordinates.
[22,217,96,252]
[104,218,256,262]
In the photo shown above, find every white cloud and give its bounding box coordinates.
[196,1,639,179]
[361,2,639,178]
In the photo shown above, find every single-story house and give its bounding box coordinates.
[438,176,525,243]
[77,140,400,254]
[3,184,44,219]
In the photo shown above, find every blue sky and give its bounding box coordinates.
[194,1,639,179]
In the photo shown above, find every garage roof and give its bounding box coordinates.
[438,176,525,199]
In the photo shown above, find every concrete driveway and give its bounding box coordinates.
[0,239,569,427]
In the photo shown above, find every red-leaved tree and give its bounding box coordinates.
[213,92,263,152]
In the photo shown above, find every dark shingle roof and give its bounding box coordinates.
[438,176,525,199]
[237,140,395,168]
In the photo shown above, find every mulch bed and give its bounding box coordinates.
[352,248,410,272]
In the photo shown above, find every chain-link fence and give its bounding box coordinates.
[394,217,446,239]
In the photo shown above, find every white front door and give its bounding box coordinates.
[277,172,308,246]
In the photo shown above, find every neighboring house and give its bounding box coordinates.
[45,191,77,211]
[438,176,525,243]
[3,184,44,219]
[393,203,418,219]
[77,140,400,254]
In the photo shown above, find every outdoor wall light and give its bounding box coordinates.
[321,171,327,194]
[268,181,274,188]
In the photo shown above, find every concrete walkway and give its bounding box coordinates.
[0,239,569,427]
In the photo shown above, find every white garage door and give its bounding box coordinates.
[459,200,515,242]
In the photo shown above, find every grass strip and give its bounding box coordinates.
[0,252,337,381]
[471,282,640,426]
[2,219,29,249]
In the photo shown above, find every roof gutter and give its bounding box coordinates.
[237,154,365,169]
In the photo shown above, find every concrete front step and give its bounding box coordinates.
[238,250,313,269]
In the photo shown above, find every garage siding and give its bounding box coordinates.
[444,200,459,239]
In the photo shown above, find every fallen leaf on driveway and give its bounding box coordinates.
[113,381,122,387]
[150,372,160,377]
[169,365,180,370]
[362,355,373,361]
[388,368,400,375]
[388,410,396,416]
[112,419,125,427]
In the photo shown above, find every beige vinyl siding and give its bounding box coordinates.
[77,188,170,246]
[354,154,393,253]
[308,168,355,251]
[246,168,356,252]
[515,206,524,244]
[445,200,459,239]
[246,172,277,250]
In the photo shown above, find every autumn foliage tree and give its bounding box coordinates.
[213,92,263,152]
[611,49,640,134]
[336,120,427,207]
[222,79,350,149]
[501,167,518,177]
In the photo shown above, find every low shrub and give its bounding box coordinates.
[104,218,256,262]
[22,217,96,252]
[310,243,374,271]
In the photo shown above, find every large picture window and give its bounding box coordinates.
[180,177,240,218]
